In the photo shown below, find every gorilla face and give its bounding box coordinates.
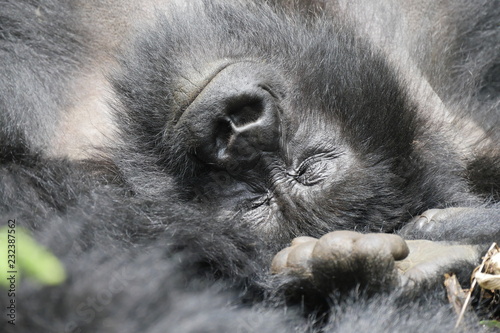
[111,2,444,243]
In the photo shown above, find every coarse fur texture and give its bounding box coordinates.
[0,0,499,332]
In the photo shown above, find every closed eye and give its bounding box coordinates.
[290,151,343,186]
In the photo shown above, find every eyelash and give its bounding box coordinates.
[295,161,326,185]
[290,151,341,186]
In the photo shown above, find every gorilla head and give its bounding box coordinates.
[110,2,476,245]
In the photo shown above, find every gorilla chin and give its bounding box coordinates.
[0,0,499,332]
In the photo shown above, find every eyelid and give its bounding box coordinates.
[297,158,317,176]
[297,151,341,172]
[297,163,327,185]
[291,151,342,186]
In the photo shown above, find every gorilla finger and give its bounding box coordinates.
[309,231,362,275]
[291,236,318,246]
[285,241,317,277]
[358,234,409,261]
[270,246,293,274]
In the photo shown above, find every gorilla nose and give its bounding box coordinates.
[178,62,281,170]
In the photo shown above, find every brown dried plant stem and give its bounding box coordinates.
[455,243,498,329]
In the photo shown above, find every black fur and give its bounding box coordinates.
[0,0,499,332]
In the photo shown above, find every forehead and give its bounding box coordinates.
[134,0,408,147]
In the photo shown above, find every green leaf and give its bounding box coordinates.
[0,225,66,287]
[480,320,500,328]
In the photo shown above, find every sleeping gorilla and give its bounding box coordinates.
[1,0,499,331]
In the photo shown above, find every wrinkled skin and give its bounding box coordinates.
[271,228,480,293]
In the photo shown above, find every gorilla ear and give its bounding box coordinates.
[177,63,282,170]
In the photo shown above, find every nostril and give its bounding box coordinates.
[177,62,282,170]
[194,94,278,169]
[227,97,264,128]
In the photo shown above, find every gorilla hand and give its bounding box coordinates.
[271,231,480,293]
